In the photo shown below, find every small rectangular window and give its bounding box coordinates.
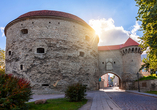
[42,84,49,86]
[20,65,23,70]
[21,29,28,34]
[37,48,45,53]
[80,52,84,57]
[9,51,11,55]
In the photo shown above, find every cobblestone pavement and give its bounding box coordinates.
[89,91,121,110]
[106,92,157,110]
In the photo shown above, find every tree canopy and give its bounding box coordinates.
[0,48,5,74]
[135,0,157,71]
[0,48,5,69]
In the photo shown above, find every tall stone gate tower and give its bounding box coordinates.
[98,38,142,89]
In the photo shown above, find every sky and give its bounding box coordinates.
[0,0,143,52]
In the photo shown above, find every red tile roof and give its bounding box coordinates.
[5,10,93,36]
[98,44,122,51]
[123,37,139,47]
[98,38,139,51]
[18,10,87,24]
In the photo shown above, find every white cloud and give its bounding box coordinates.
[142,47,149,55]
[0,27,5,37]
[130,21,140,42]
[89,18,140,46]
[142,51,147,55]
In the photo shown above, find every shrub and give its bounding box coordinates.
[0,74,32,110]
[65,83,87,102]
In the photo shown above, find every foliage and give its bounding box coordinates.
[0,48,5,69]
[0,74,32,110]
[138,74,157,81]
[0,68,5,75]
[65,83,87,102]
[146,91,157,95]
[139,58,150,71]
[111,75,115,82]
[135,0,157,70]
[139,56,157,74]
[28,98,87,110]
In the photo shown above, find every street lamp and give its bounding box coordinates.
[137,72,140,92]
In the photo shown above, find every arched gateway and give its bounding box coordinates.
[98,38,142,89]
[99,72,122,89]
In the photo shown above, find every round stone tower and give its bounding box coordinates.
[4,10,99,94]
[120,38,142,89]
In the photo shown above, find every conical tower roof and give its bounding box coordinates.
[123,37,139,47]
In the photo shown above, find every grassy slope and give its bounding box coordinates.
[27,98,87,110]
[146,91,157,95]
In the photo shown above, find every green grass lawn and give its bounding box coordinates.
[146,91,157,95]
[138,75,157,81]
[27,98,87,110]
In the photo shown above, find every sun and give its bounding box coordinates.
[92,24,102,37]
[89,20,102,37]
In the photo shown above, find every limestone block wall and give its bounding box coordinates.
[121,46,142,81]
[98,50,123,78]
[135,79,157,91]
[5,18,99,93]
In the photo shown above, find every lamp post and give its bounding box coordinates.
[137,72,140,92]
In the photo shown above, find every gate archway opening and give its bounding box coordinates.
[99,73,122,89]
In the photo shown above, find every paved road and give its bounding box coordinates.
[90,91,121,110]
[106,91,157,110]
[79,91,121,110]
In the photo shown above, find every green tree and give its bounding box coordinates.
[135,0,157,71]
[0,48,5,74]
[139,58,150,71]
[0,48,5,68]
[111,75,115,82]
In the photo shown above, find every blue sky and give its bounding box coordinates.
[0,0,143,50]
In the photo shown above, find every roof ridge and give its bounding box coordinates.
[98,38,139,51]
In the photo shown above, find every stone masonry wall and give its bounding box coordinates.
[135,79,157,91]
[5,18,99,94]
[98,50,123,79]
[121,46,141,82]
[121,46,141,89]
